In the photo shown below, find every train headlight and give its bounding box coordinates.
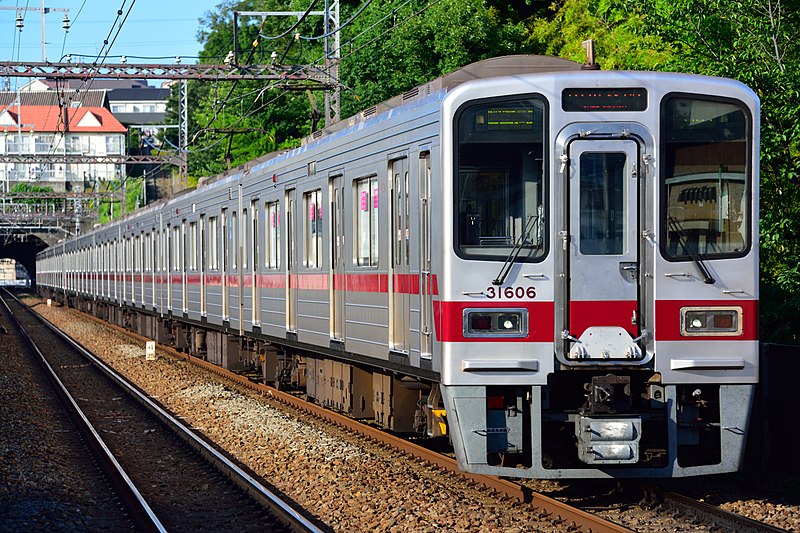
[463,309,528,337]
[681,307,742,336]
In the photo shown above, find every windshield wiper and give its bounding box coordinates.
[492,209,542,286]
[667,216,715,284]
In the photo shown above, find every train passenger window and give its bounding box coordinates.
[250,202,258,271]
[265,201,280,269]
[231,211,238,272]
[355,176,379,267]
[189,222,198,271]
[135,235,141,273]
[209,216,219,270]
[173,226,182,271]
[145,233,152,273]
[454,97,546,261]
[222,209,229,273]
[304,189,323,268]
[242,208,249,270]
[661,97,751,259]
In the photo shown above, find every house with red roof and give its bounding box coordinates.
[0,104,126,192]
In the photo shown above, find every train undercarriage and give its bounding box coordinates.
[43,289,753,479]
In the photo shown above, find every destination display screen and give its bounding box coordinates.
[562,88,648,112]
[485,108,535,130]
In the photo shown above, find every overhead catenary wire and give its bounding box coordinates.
[297,0,373,41]
[159,0,444,169]
[255,0,318,41]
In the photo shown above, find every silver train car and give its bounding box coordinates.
[36,55,759,479]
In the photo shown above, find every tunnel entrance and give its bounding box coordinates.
[0,234,50,288]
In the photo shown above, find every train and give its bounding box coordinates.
[36,55,759,479]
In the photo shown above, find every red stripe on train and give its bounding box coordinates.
[91,272,439,295]
[569,300,638,338]
[655,299,758,341]
[433,301,555,343]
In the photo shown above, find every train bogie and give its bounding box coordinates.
[37,55,759,479]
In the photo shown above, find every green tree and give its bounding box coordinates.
[526,0,671,69]
[639,0,800,342]
[340,0,533,115]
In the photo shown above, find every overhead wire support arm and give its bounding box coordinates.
[0,62,335,88]
[0,154,182,165]
[233,1,340,126]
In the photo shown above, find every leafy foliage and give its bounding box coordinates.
[526,0,672,69]
[339,0,533,114]
[9,183,56,206]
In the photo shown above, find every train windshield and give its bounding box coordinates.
[454,97,546,261]
[662,97,751,260]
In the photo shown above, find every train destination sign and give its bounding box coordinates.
[486,108,535,130]
[562,88,648,112]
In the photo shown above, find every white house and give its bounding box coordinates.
[0,105,126,192]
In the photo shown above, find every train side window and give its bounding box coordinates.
[242,208,249,271]
[145,233,151,273]
[173,225,182,272]
[355,176,379,267]
[661,96,751,259]
[135,234,142,273]
[221,209,228,272]
[189,221,198,271]
[209,216,219,270]
[250,202,258,271]
[231,210,238,272]
[265,201,280,269]
[126,240,130,274]
[304,189,323,269]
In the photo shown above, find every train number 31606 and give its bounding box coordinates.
[485,286,536,299]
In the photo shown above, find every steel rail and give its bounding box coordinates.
[63,306,633,533]
[662,491,788,533]
[12,292,324,533]
[0,290,166,533]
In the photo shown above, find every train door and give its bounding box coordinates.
[151,230,157,308]
[156,213,169,316]
[181,220,188,313]
[139,232,145,305]
[418,152,433,360]
[200,215,206,316]
[221,208,228,320]
[566,139,640,357]
[286,188,297,333]
[390,157,410,353]
[329,175,345,342]
[250,200,260,326]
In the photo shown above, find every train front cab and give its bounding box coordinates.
[438,72,759,478]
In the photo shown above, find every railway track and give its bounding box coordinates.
[30,295,629,532]
[657,491,789,533]
[1,290,323,533]
[18,293,793,533]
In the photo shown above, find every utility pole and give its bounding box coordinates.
[0,2,70,61]
[179,80,188,189]
[323,0,340,126]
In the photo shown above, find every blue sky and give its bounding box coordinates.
[0,1,220,65]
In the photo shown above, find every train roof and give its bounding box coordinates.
[307,55,583,142]
[199,55,583,186]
